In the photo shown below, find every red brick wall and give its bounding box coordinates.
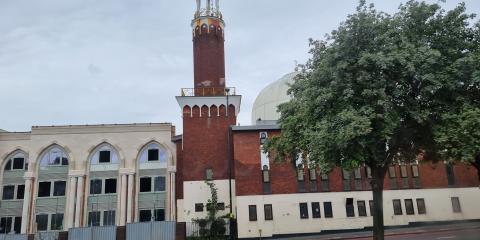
[182,104,236,181]
[233,129,480,196]
[174,139,184,200]
[193,21,225,89]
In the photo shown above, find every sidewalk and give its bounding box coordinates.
[271,221,480,240]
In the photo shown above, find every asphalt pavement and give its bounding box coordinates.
[271,222,480,240]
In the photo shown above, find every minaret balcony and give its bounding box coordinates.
[180,87,236,97]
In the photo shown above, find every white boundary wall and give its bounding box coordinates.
[236,187,480,238]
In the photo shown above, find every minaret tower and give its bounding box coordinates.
[192,0,225,93]
[175,0,241,222]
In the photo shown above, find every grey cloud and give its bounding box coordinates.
[0,0,478,132]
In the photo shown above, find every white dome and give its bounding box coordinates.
[251,72,298,124]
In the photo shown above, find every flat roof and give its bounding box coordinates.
[232,124,280,131]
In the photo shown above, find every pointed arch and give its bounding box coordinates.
[87,141,122,171]
[37,144,70,169]
[136,140,171,169]
[2,149,28,173]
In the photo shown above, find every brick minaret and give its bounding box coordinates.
[192,0,225,91]
[176,0,241,216]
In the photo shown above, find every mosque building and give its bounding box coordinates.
[0,0,479,239]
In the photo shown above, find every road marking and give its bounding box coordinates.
[436,236,456,239]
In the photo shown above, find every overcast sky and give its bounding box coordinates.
[1,0,478,133]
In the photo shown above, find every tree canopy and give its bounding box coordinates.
[265,0,480,172]
[264,1,479,239]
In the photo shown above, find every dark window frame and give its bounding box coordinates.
[451,197,462,213]
[264,204,273,221]
[358,200,367,217]
[99,151,111,163]
[393,199,402,215]
[416,198,426,214]
[248,205,257,221]
[104,178,117,194]
[195,203,203,212]
[312,202,321,218]
[299,202,309,219]
[346,198,355,217]
[38,182,52,197]
[140,177,152,193]
[148,149,159,161]
[53,181,66,196]
[2,185,15,200]
[324,202,333,218]
[405,199,415,215]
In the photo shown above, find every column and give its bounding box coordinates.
[66,176,77,229]
[126,174,134,223]
[74,176,84,227]
[21,176,33,234]
[119,174,127,225]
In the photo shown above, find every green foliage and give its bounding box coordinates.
[191,181,228,240]
[264,0,480,173]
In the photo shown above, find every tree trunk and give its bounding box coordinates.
[371,166,386,240]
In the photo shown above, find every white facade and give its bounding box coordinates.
[0,123,176,234]
[236,187,480,238]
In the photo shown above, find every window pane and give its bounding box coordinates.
[405,199,414,215]
[411,165,419,177]
[324,202,333,218]
[309,169,317,181]
[99,151,111,163]
[297,169,304,181]
[342,169,351,180]
[451,197,461,213]
[248,205,257,221]
[53,181,66,196]
[12,158,24,170]
[14,217,21,234]
[400,165,408,178]
[2,186,15,200]
[38,182,51,197]
[321,173,329,180]
[154,177,166,192]
[140,177,152,192]
[354,168,361,179]
[139,210,152,222]
[299,203,308,219]
[90,179,102,195]
[0,217,12,234]
[88,212,101,226]
[105,179,117,194]
[4,161,11,171]
[36,214,48,231]
[358,201,367,217]
[17,185,25,199]
[103,211,116,226]
[217,203,225,211]
[264,204,273,220]
[148,149,159,161]
[312,202,321,218]
[346,198,355,217]
[206,169,213,180]
[388,166,396,178]
[195,203,203,212]
[262,170,270,183]
[154,209,165,221]
[446,165,456,186]
[366,167,372,178]
[51,213,63,230]
[61,157,68,166]
[393,199,402,215]
[416,198,426,214]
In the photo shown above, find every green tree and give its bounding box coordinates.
[192,181,227,240]
[264,1,479,239]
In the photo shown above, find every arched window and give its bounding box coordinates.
[39,146,68,167]
[138,143,167,164]
[90,144,119,165]
[4,151,28,171]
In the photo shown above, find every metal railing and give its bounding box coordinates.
[180,87,236,97]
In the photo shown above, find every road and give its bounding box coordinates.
[272,222,480,240]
